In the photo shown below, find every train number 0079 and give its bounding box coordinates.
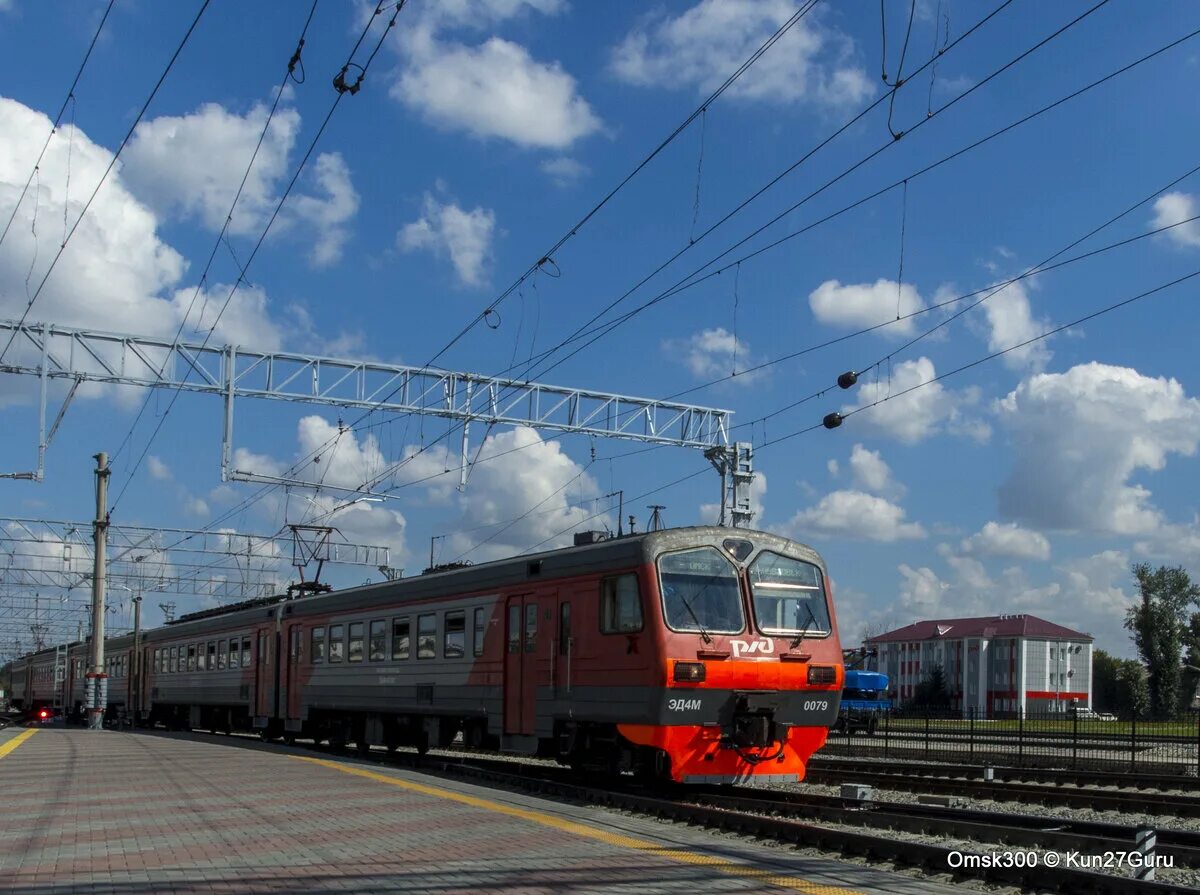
[803,700,829,712]
[668,698,702,711]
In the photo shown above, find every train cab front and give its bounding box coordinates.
[617,537,844,784]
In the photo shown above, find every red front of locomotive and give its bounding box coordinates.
[617,533,843,784]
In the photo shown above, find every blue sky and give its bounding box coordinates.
[1,0,1199,656]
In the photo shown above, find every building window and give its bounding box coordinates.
[311,627,326,664]
[418,613,437,659]
[328,625,345,663]
[369,620,387,662]
[473,607,486,657]
[444,611,465,658]
[600,574,642,633]
[392,618,410,660]
[348,622,365,663]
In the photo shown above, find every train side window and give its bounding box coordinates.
[229,638,240,669]
[392,618,410,660]
[369,620,387,661]
[417,613,437,659]
[444,611,465,658]
[152,649,159,673]
[348,622,365,663]
[187,644,196,672]
[207,641,216,670]
[473,607,486,657]
[600,575,643,633]
[524,603,538,654]
[559,603,571,655]
[328,624,345,663]
[169,645,178,673]
[217,641,227,670]
[197,644,206,671]
[311,627,326,664]
[508,605,521,653]
[243,637,252,663]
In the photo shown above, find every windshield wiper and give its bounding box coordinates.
[678,587,713,645]
[790,602,818,650]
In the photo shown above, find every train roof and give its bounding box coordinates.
[844,670,889,688]
[6,526,825,656]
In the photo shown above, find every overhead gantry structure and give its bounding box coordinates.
[0,319,754,526]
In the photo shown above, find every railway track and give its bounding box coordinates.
[804,764,1200,817]
[811,756,1200,793]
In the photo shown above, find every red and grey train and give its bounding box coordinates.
[5,526,844,783]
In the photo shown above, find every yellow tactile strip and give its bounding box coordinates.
[0,728,38,759]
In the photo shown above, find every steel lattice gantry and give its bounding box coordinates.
[0,319,737,492]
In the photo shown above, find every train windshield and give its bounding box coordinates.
[748,552,831,636]
[657,547,745,635]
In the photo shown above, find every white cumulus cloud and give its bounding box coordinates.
[970,280,1051,371]
[840,357,990,444]
[662,327,761,384]
[960,521,1050,562]
[847,443,904,497]
[787,490,926,542]
[808,279,925,334]
[997,362,1200,535]
[398,192,497,286]
[611,0,871,107]
[1152,191,1200,249]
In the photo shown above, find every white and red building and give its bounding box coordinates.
[865,614,1093,718]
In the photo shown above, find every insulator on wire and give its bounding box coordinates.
[837,371,858,389]
[823,412,844,430]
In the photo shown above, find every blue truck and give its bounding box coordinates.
[834,669,891,735]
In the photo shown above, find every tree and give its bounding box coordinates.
[1092,648,1151,717]
[1125,563,1200,719]
[909,663,951,711]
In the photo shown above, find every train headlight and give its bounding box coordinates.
[807,665,837,685]
[674,661,706,683]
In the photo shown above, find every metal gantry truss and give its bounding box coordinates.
[0,319,735,490]
[0,517,391,657]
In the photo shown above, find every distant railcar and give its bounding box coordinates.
[3,527,844,784]
[835,669,891,735]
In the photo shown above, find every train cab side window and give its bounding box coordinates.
[444,611,465,658]
[508,605,521,653]
[207,641,216,670]
[311,627,326,664]
[417,613,437,659]
[229,638,240,669]
[559,602,571,655]
[473,608,486,657]
[348,622,365,663]
[600,574,643,633]
[392,618,410,660]
[369,620,387,662]
[329,625,345,663]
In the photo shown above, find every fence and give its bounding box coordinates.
[822,708,1200,775]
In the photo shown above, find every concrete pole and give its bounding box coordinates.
[87,451,110,730]
[131,595,142,722]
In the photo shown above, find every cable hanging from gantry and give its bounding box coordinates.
[882,0,917,139]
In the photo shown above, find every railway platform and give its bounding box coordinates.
[0,726,965,895]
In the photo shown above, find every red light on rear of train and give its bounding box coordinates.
[38,709,49,719]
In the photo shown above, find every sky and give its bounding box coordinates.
[1,0,1199,657]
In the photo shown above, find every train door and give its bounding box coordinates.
[255,628,272,720]
[284,623,302,722]
[503,594,539,736]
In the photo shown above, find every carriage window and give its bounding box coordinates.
[207,641,216,670]
[559,602,572,655]
[657,547,745,635]
[748,551,831,636]
[348,622,365,663]
[329,625,345,663]
[392,618,410,660]
[153,649,160,674]
[228,638,240,669]
[473,608,486,657]
[600,575,643,633]
[311,627,326,663]
[187,644,197,672]
[243,637,252,663]
[169,645,178,673]
[444,611,465,658]
[417,614,436,659]
[369,620,387,661]
[524,604,538,654]
[197,644,206,671]
[217,640,227,669]
[508,605,521,653]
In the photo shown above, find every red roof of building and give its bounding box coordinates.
[865,614,1091,643]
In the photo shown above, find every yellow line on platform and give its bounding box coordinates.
[294,756,865,895]
[0,728,39,759]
